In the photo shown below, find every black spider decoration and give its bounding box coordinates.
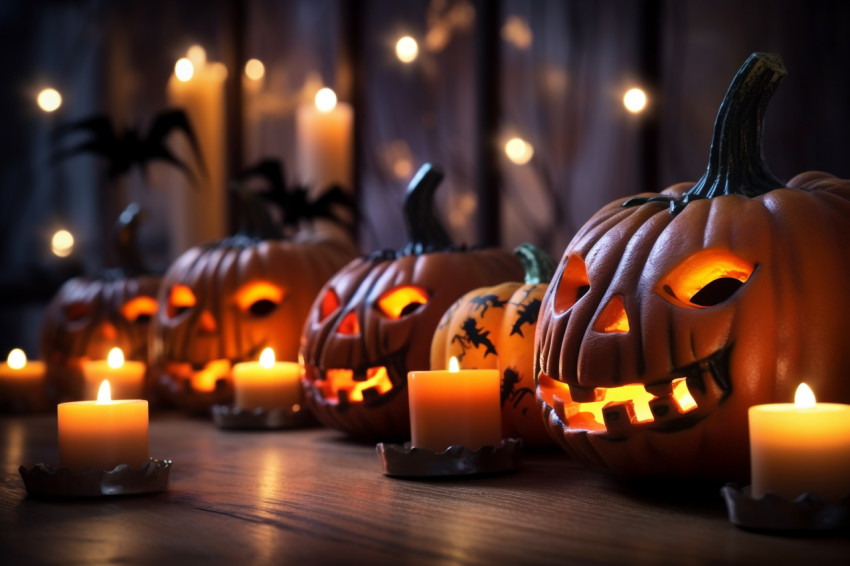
[238,159,358,237]
[52,109,205,185]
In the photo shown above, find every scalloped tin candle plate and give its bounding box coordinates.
[721,483,850,531]
[19,458,172,498]
[377,438,522,478]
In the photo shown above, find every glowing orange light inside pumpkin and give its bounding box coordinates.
[320,289,340,320]
[107,347,125,369]
[554,254,590,314]
[235,281,284,312]
[595,295,629,333]
[97,380,112,403]
[337,311,360,335]
[321,366,393,403]
[169,284,197,315]
[537,375,700,433]
[377,285,429,319]
[190,359,231,392]
[660,249,753,307]
[120,296,158,322]
[795,382,816,408]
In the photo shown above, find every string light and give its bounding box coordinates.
[51,229,74,257]
[37,88,62,112]
[504,137,534,165]
[245,58,265,81]
[623,87,648,113]
[395,36,419,63]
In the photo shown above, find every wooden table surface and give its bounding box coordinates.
[1,412,848,565]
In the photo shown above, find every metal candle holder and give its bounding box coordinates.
[722,483,850,532]
[19,458,172,498]
[376,438,522,478]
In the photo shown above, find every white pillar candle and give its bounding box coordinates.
[231,348,302,411]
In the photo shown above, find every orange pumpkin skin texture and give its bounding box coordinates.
[40,273,161,402]
[535,53,850,481]
[300,165,524,440]
[431,244,556,447]
[149,234,356,414]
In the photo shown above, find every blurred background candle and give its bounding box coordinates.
[749,383,850,502]
[165,44,227,257]
[58,380,149,471]
[232,347,301,411]
[0,349,46,411]
[295,87,353,191]
[408,357,501,452]
[82,347,145,400]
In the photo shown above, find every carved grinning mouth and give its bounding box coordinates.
[165,359,232,392]
[309,361,404,408]
[538,346,732,437]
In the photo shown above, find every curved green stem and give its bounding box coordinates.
[514,243,557,284]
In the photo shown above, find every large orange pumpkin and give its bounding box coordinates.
[430,243,556,447]
[149,190,357,414]
[40,205,160,402]
[535,53,850,481]
[300,164,524,441]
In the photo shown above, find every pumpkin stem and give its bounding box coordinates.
[623,53,786,214]
[514,243,557,284]
[113,202,148,276]
[401,163,453,255]
[231,187,283,241]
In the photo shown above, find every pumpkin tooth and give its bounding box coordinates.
[644,381,673,396]
[569,385,598,402]
[648,394,681,421]
[601,402,637,436]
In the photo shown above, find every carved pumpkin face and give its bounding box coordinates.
[431,244,555,447]
[149,235,355,413]
[300,164,524,440]
[40,273,161,401]
[535,53,850,480]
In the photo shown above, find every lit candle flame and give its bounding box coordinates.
[7,349,26,369]
[315,87,337,112]
[259,347,276,369]
[175,58,194,82]
[449,357,460,373]
[794,383,816,409]
[107,347,125,369]
[97,380,112,403]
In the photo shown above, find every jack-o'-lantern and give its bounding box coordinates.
[149,184,357,414]
[431,243,556,447]
[40,204,160,402]
[300,164,524,441]
[535,53,850,481]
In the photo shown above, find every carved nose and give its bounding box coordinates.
[336,311,361,335]
[198,310,218,334]
[593,295,629,334]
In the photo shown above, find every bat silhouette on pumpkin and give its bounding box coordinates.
[52,109,206,185]
[237,159,358,236]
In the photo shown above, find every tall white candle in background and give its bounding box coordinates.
[749,383,850,502]
[295,87,353,192]
[166,45,227,257]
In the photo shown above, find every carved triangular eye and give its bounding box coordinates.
[121,296,158,323]
[167,285,196,319]
[553,254,590,314]
[658,249,754,308]
[318,289,340,321]
[235,281,284,317]
[377,286,430,319]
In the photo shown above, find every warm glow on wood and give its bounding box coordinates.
[259,347,276,369]
[795,382,816,408]
[395,35,419,63]
[7,349,26,369]
[107,348,125,369]
[97,380,112,403]
[315,87,338,112]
